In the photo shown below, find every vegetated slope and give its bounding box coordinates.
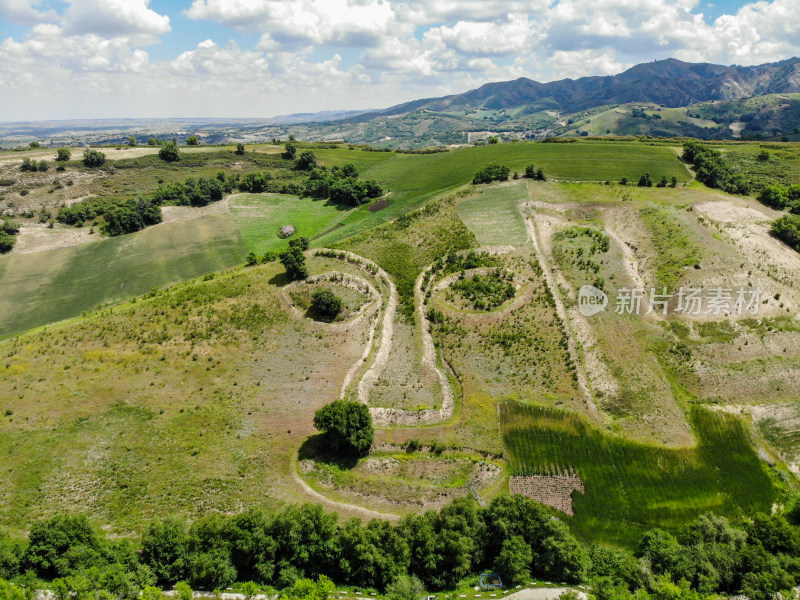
[500,402,778,546]
[0,255,381,534]
[0,215,246,338]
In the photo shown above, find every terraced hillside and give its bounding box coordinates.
[1,139,799,550]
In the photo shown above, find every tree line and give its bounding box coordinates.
[4,497,800,600]
[681,141,750,195]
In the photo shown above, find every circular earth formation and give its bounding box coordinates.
[279,224,296,238]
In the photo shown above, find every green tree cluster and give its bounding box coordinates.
[20,158,48,172]
[55,148,71,162]
[102,198,162,236]
[0,219,20,254]
[186,136,200,146]
[524,164,545,180]
[771,214,800,252]
[682,142,750,195]
[152,174,234,207]
[758,184,800,212]
[302,163,382,206]
[473,163,510,184]
[6,500,800,598]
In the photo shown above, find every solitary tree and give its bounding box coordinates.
[55,148,71,162]
[283,143,297,159]
[313,400,374,456]
[186,136,199,146]
[128,136,137,147]
[524,164,536,178]
[638,172,652,187]
[29,141,40,149]
[279,246,308,280]
[296,150,317,170]
[158,141,180,162]
[82,148,106,167]
[235,143,245,155]
[311,289,343,319]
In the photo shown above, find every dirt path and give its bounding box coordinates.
[519,197,598,414]
[289,451,400,522]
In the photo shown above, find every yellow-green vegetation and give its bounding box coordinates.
[0,256,379,534]
[500,402,779,546]
[229,193,354,255]
[0,215,246,338]
[456,183,530,246]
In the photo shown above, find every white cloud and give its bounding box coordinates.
[548,48,630,79]
[0,0,57,25]
[61,0,170,40]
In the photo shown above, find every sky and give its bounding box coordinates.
[0,0,798,122]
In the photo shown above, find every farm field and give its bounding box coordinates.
[457,183,530,246]
[0,214,246,338]
[500,402,779,546]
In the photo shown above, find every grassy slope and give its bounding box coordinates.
[311,142,692,246]
[0,215,246,338]
[229,193,354,255]
[457,183,530,247]
[0,255,378,534]
[500,402,779,546]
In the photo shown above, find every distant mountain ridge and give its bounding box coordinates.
[347,57,800,121]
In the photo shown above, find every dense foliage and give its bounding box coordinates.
[449,269,515,310]
[302,163,382,206]
[472,163,510,184]
[20,158,48,172]
[158,142,180,162]
[82,149,106,168]
[310,289,343,319]
[102,198,162,236]
[758,183,800,212]
[0,219,19,254]
[771,214,800,252]
[681,141,750,195]
[279,246,308,281]
[55,148,71,162]
[4,495,800,598]
[313,400,373,456]
[152,174,234,206]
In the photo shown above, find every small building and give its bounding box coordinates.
[479,574,503,592]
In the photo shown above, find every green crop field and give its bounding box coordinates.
[0,215,246,338]
[229,193,354,255]
[500,402,779,546]
[456,182,530,246]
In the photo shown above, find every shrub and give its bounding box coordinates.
[158,142,180,162]
[82,149,106,167]
[759,184,789,210]
[235,143,245,155]
[186,136,199,146]
[313,400,374,456]
[524,164,536,178]
[771,214,800,252]
[55,148,71,162]
[0,232,15,254]
[296,151,317,170]
[311,289,343,319]
[473,163,510,184]
[638,173,652,187]
[283,143,297,159]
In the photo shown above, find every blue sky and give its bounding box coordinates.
[0,0,797,121]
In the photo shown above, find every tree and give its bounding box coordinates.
[82,149,106,167]
[147,137,161,146]
[288,236,309,251]
[473,163,510,184]
[670,176,678,188]
[524,164,536,178]
[296,151,317,170]
[288,134,296,142]
[488,137,499,144]
[771,214,800,252]
[757,150,770,162]
[29,141,40,148]
[495,535,532,585]
[0,232,17,254]
[534,168,546,181]
[141,518,190,585]
[158,142,180,162]
[186,136,199,146]
[37,160,48,172]
[55,148,71,162]
[188,548,235,591]
[246,252,259,266]
[313,400,374,456]
[284,576,334,600]
[758,184,789,210]
[620,177,629,185]
[22,515,105,579]
[235,143,245,155]
[127,136,137,147]
[283,143,297,159]
[279,246,308,281]
[385,575,425,600]
[141,586,163,600]
[657,175,668,188]
[311,289,343,319]
[638,173,652,187]
[1,579,27,600]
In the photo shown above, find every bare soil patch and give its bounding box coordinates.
[509,474,585,515]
